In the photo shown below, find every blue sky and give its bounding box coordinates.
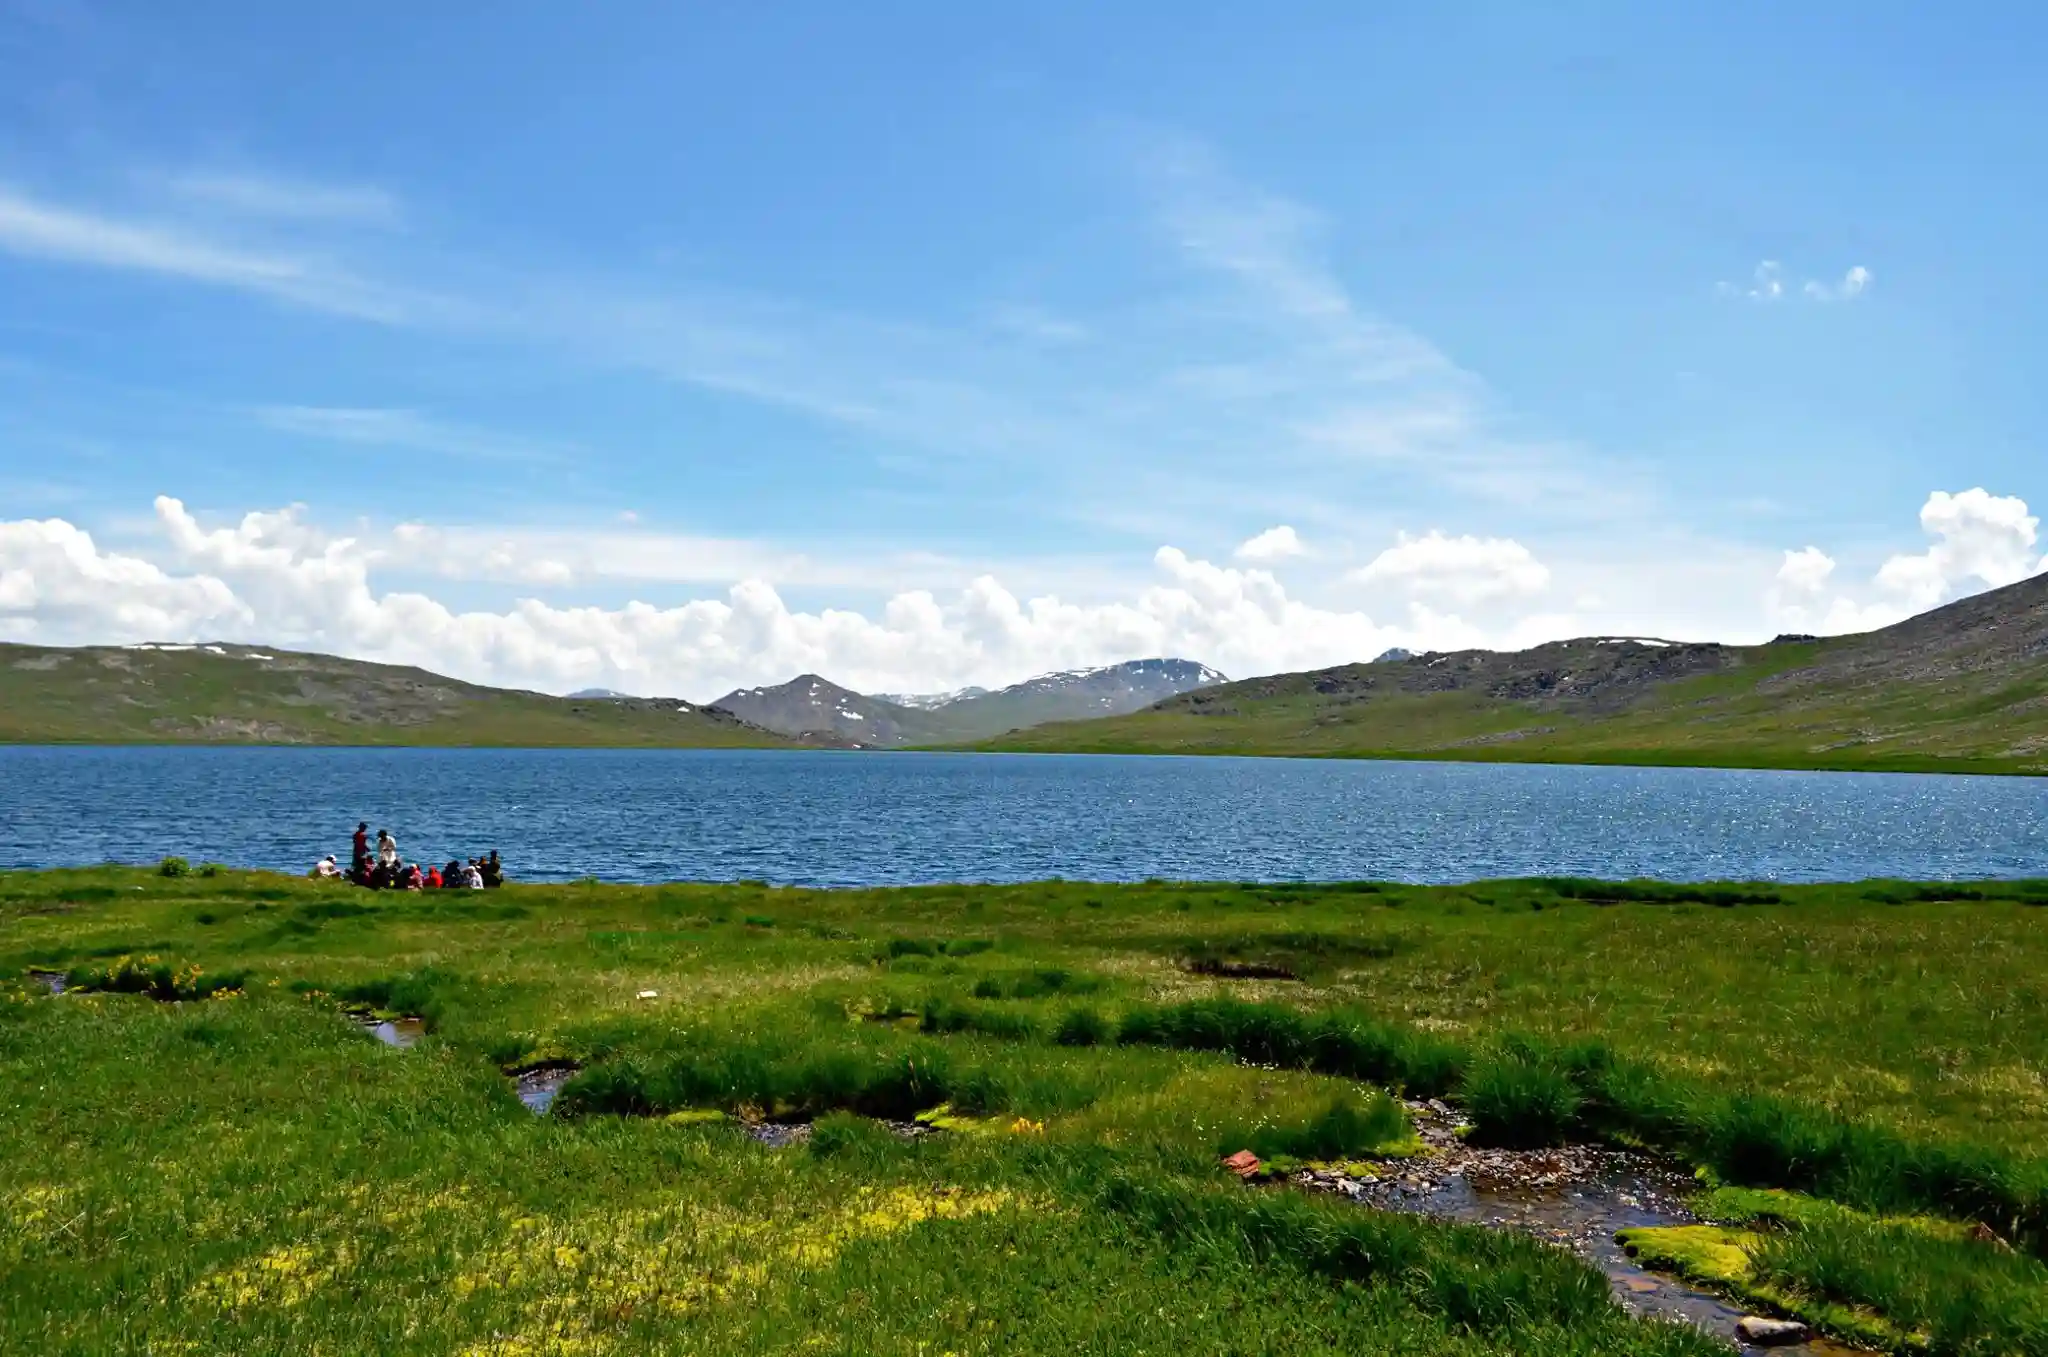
[1,1,2042,697]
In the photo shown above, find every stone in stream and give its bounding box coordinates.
[1735,1316,1811,1346]
[512,1064,581,1115]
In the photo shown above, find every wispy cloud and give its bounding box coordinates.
[1130,133,1643,517]
[0,184,422,321]
[251,405,569,465]
[987,304,1090,344]
[1,137,1654,539]
[162,172,401,226]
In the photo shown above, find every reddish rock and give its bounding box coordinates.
[1221,1150,1262,1179]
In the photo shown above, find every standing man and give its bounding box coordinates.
[352,822,370,873]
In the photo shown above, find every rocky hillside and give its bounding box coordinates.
[710,675,946,747]
[715,658,1228,747]
[0,643,804,748]
[977,574,2048,774]
[939,658,1228,735]
[873,684,990,711]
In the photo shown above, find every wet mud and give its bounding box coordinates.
[1297,1101,1869,1356]
[28,970,66,994]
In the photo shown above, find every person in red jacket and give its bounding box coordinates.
[351,822,370,871]
[400,862,424,891]
[425,865,444,889]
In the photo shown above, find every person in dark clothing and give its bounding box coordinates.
[352,822,370,872]
[481,851,504,888]
[443,860,464,888]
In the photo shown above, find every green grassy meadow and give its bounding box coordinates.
[7,870,2048,1354]
[972,656,2048,776]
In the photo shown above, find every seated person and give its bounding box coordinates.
[481,851,504,888]
[312,855,342,879]
[425,865,444,889]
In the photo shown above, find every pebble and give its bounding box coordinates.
[1735,1316,1811,1346]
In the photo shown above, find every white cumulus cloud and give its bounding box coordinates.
[1233,525,1305,562]
[1775,546,1836,595]
[1352,530,1551,604]
[1768,488,2042,634]
[0,498,1579,700]
[1874,488,2039,609]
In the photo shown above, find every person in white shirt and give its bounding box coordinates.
[376,830,400,870]
[462,861,484,889]
[312,855,341,879]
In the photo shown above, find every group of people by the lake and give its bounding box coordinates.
[310,822,505,890]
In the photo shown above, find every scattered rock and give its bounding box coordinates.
[1735,1316,1810,1346]
[636,989,658,999]
[743,1121,813,1148]
[1221,1150,1262,1179]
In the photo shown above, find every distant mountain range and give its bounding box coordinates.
[711,658,1228,747]
[978,571,2048,775]
[874,684,990,710]
[13,572,2048,773]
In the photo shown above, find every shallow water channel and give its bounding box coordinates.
[1303,1102,1867,1356]
[355,1014,426,1048]
[343,1022,1863,1353]
[512,1064,578,1114]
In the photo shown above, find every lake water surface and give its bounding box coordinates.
[1,747,2043,885]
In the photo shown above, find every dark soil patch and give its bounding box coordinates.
[1183,957,1300,980]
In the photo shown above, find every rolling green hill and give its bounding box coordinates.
[0,642,803,748]
[973,571,2048,774]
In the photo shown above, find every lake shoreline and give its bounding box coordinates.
[6,736,2045,778]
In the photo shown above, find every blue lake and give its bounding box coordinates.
[0,746,2043,885]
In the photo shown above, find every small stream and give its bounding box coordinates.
[29,970,67,994]
[1295,1102,1869,1356]
[512,1064,579,1114]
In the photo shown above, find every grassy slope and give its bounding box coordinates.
[5,872,2048,1353]
[974,578,2048,774]
[0,642,797,748]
